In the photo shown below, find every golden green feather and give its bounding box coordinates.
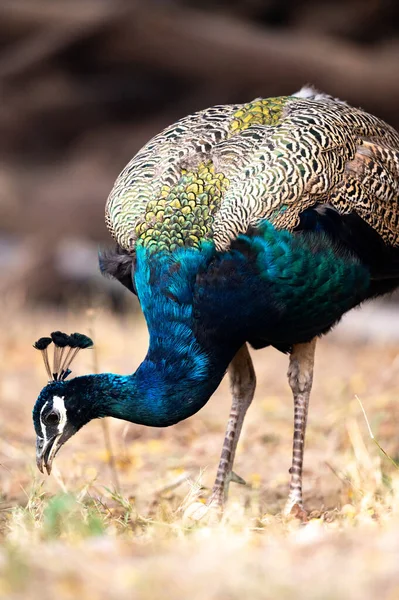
[229,97,289,133]
[135,162,229,252]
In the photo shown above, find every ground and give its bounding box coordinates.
[1,300,399,599]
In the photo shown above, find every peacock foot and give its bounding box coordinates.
[184,494,224,524]
[184,471,246,523]
[283,501,309,523]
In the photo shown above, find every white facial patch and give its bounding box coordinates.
[40,400,49,443]
[52,395,67,435]
[40,395,67,440]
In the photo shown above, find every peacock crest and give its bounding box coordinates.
[33,332,93,382]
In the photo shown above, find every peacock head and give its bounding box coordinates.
[32,332,94,475]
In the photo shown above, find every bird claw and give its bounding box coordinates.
[183,496,224,524]
[230,471,246,485]
[183,471,247,523]
[284,502,309,523]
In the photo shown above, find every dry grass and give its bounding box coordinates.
[1,300,399,599]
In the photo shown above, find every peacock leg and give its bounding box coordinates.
[284,338,317,516]
[207,343,256,511]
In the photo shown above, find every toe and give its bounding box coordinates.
[183,497,224,524]
[285,503,309,523]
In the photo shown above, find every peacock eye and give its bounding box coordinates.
[45,411,60,426]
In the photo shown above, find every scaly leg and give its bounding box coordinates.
[284,338,316,516]
[207,343,256,511]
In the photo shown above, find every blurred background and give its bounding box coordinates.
[1,0,398,306]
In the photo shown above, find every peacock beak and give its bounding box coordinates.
[36,434,62,475]
[36,421,77,475]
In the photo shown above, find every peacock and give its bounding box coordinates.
[33,86,399,517]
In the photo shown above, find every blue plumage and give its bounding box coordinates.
[31,218,396,509]
[33,223,372,434]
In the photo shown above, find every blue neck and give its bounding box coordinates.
[79,244,236,427]
[88,359,225,427]
[80,325,232,427]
